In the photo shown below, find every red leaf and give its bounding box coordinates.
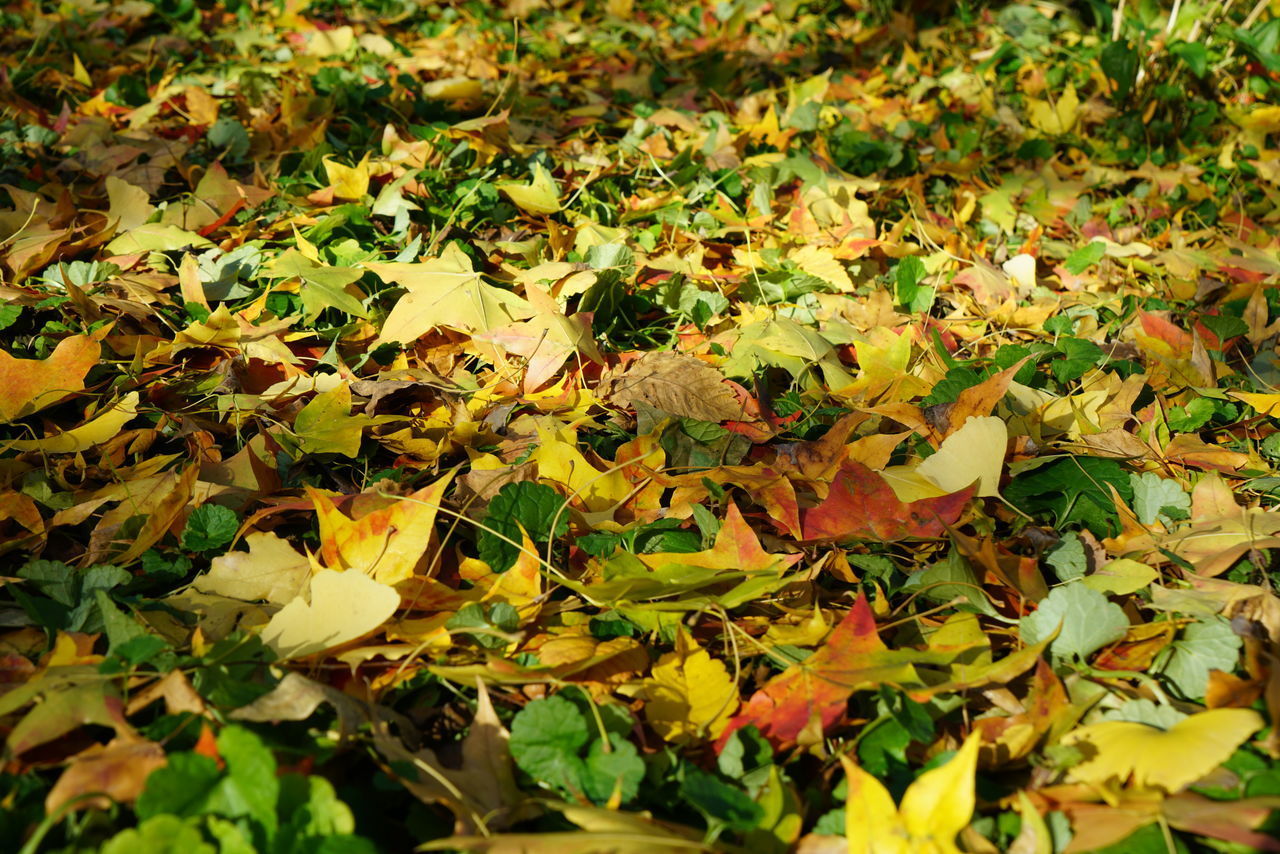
[800,459,973,541]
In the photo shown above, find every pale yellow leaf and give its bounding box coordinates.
[1080,559,1158,596]
[791,245,854,292]
[497,164,561,215]
[260,569,400,659]
[1063,708,1263,793]
[194,531,311,605]
[884,416,1006,501]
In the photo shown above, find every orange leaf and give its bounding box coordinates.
[716,593,919,751]
[801,459,974,542]
[0,335,100,423]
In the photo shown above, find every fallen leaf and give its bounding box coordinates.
[260,569,401,659]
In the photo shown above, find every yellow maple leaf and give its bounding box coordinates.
[260,569,400,659]
[367,242,534,344]
[882,416,1007,501]
[791,245,854,292]
[842,732,981,854]
[1062,708,1263,795]
[307,473,453,586]
[1028,82,1079,135]
[642,629,739,744]
[497,163,561,215]
[323,153,372,200]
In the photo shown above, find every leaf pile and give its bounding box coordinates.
[4,0,1280,851]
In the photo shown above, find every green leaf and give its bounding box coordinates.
[894,256,933,313]
[1156,617,1242,700]
[0,305,21,331]
[1050,338,1104,384]
[902,549,999,617]
[1100,40,1138,99]
[209,725,280,837]
[1129,472,1191,527]
[509,695,590,794]
[1045,532,1088,582]
[581,733,645,804]
[95,590,149,652]
[1167,397,1216,432]
[1170,41,1209,77]
[137,752,223,819]
[1064,241,1106,275]
[477,481,570,573]
[680,767,764,831]
[264,249,367,320]
[1004,456,1134,536]
[1019,582,1128,661]
[181,504,240,553]
[102,814,216,854]
[1200,313,1248,343]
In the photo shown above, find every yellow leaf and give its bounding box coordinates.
[1230,391,1280,417]
[791,245,854,292]
[422,77,484,100]
[194,531,311,605]
[643,629,739,743]
[497,164,561,215]
[1028,83,1079,135]
[292,383,389,458]
[530,424,634,514]
[842,732,980,854]
[260,569,400,659]
[308,473,453,586]
[72,54,91,86]
[7,393,139,453]
[0,334,100,423]
[843,755,908,854]
[367,242,534,344]
[1062,708,1263,794]
[898,733,980,847]
[883,416,1006,501]
[1080,559,1158,596]
[323,154,372,200]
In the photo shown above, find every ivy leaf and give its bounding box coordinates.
[181,504,240,554]
[1019,583,1128,661]
[680,767,763,831]
[581,734,645,804]
[1064,240,1106,274]
[478,481,570,573]
[509,696,589,795]
[1156,618,1242,700]
[1129,472,1191,527]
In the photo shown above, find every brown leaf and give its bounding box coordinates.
[45,736,166,814]
[598,352,745,422]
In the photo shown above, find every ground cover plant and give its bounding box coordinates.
[4,0,1280,850]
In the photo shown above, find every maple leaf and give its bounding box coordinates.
[0,335,100,423]
[308,473,453,586]
[716,594,921,751]
[841,732,981,854]
[368,242,534,344]
[801,459,974,542]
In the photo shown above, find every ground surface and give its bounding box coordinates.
[3,0,1280,851]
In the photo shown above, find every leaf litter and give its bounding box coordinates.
[3,0,1280,851]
